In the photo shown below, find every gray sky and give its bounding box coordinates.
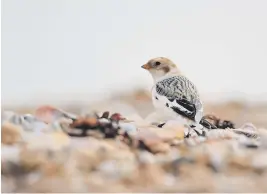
[2,0,267,106]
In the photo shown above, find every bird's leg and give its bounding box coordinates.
[191,123,206,137]
[184,125,192,138]
[157,123,166,128]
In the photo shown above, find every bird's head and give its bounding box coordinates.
[141,57,181,81]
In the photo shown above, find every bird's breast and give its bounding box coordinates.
[151,86,163,109]
[151,87,177,118]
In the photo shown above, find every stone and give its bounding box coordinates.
[35,105,77,124]
[119,122,137,136]
[240,123,257,131]
[1,111,17,122]
[1,176,16,192]
[153,127,185,142]
[134,129,170,153]
[70,117,99,128]
[1,122,23,145]
[23,131,70,150]
[2,105,267,192]
[1,145,21,164]
[251,151,267,171]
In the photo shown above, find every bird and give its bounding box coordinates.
[141,57,207,136]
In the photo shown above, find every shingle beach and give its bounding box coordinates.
[2,90,267,192]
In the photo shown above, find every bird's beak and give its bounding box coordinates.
[141,63,151,70]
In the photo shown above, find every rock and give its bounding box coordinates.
[74,148,102,172]
[162,120,183,129]
[240,123,257,131]
[149,142,171,153]
[17,176,76,193]
[1,176,16,192]
[215,175,263,192]
[69,117,99,129]
[23,131,70,150]
[184,136,206,146]
[203,141,230,172]
[19,147,71,177]
[123,113,145,124]
[135,129,170,153]
[257,128,267,149]
[227,154,252,173]
[206,129,239,140]
[19,149,47,171]
[97,158,136,180]
[175,165,215,192]
[23,120,49,132]
[2,112,50,132]
[233,128,259,139]
[2,106,267,192]
[251,151,267,171]
[153,126,185,143]
[1,111,17,122]
[1,145,21,163]
[237,135,260,148]
[1,122,23,145]
[35,105,77,124]
[130,151,165,186]
[119,122,137,136]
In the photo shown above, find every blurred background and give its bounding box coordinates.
[2,0,267,127]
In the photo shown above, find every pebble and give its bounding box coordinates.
[119,122,137,136]
[97,160,120,179]
[240,122,257,131]
[22,131,70,150]
[1,111,17,122]
[138,151,156,164]
[2,106,267,192]
[1,122,23,145]
[153,127,185,142]
[258,128,267,149]
[1,145,21,163]
[206,129,239,140]
[251,151,267,170]
[35,105,77,123]
[1,176,16,192]
[98,158,136,179]
[135,129,171,153]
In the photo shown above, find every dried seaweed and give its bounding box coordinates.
[67,112,125,138]
[202,114,235,129]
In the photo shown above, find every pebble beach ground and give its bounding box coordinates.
[2,90,267,192]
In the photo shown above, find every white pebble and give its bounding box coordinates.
[138,151,156,164]
[252,152,267,169]
[119,122,137,136]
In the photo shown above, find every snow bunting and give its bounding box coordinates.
[142,57,205,135]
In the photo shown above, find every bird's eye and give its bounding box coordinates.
[155,61,161,66]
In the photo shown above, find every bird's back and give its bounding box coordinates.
[151,75,204,123]
[155,75,200,104]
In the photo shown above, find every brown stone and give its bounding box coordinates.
[1,122,22,145]
[20,149,47,171]
[153,127,185,142]
[70,117,99,128]
[148,142,171,153]
[24,131,70,150]
[134,129,171,153]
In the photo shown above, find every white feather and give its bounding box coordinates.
[150,86,195,126]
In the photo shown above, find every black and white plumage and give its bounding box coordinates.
[142,57,205,134]
[153,75,203,124]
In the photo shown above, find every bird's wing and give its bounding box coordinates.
[155,75,202,121]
